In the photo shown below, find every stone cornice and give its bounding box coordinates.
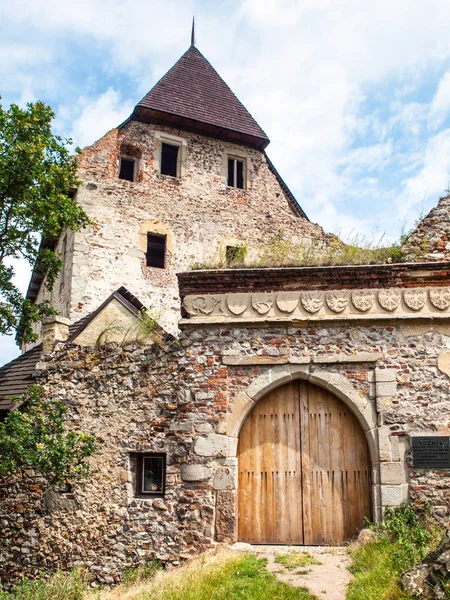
[180,286,450,325]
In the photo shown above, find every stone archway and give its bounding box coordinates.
[237,378,372,544]
[223,364,381,539]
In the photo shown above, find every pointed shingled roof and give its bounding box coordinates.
[131,46,270,150]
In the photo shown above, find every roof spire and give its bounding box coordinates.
[191,17,195,47]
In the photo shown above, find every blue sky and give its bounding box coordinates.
[2,0,450,365]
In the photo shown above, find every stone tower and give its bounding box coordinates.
[24,43,328,346]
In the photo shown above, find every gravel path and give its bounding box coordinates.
[229,543,353,600]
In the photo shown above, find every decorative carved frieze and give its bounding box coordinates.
[182,286,450,323]
[301,292,323,314]
[352,290,374,312]
[276,292,299,313]
[403,289,426,311]
[429,288,450,310]
[326,291,348,313]
[378,290,400,312]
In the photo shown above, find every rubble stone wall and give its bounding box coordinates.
[405,193,450,261]
[1,317,450,587]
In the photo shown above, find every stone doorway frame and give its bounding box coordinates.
[223,364,383,540]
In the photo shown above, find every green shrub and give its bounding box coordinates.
[373,502,433,569]
[348,502,439,600]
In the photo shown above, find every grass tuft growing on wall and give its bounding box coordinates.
[190,229,412,270]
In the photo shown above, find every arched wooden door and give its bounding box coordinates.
[237,381,371,544]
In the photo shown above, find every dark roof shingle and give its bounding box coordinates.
[133,46,270,149]
[0,317,88,411]
[0,345,42,411]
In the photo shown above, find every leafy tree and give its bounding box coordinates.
[0,385,97,486]
[0,100,90,343]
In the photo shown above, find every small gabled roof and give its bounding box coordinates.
[131,46,270,150]
[67,286,145,343]
[0,287,170,414]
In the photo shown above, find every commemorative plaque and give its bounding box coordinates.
[412,436,450,469]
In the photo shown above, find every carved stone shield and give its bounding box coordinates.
[429,288,450,310]
[184,295,222,316]
[351,290,374,313]
[403,289,426,311]
[301,292,323,314]
[325,291,348,313]
[227,293,249,315]
[378,290,400,312]
[252,293,273,315]
[276,292,299,313]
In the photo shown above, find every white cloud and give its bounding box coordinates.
[429,71,450,129]
[395,129,450,223]
[3,0,450,364]
[68,89,134,149]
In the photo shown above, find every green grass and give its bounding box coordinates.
[347,537,411,600]
[121,562,161,587]
[0,569,87,600]
[275,552,322,570]
[114,553,316,600]
[347,502,446,600]
[0,552,317,600]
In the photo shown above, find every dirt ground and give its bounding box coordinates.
[229,543,353,600]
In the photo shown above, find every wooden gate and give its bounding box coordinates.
[237,381,371,544]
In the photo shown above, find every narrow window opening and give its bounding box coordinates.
[161,143,179,177]
[146,233,166,269]
[227,158,245,189]
[226,245,246,267]
[119,158,135,182]
[135,453,166,497]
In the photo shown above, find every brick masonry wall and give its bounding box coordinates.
[1,318,450,587]
[178,262,450,300]
[61,121,329,335]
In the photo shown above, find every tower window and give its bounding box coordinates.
[228,157,244,189]
[134,453,166,497]
[119,157,136,182]
[146,233,166,269]
[161,142,179,177]
[226,245,246,266]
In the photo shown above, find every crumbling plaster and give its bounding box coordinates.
[64,120,328,335]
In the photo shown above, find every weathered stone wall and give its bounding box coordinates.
[62,121,328,335]
[1,316,450,587]
[23,230,75,353]
[404,193,450,261]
